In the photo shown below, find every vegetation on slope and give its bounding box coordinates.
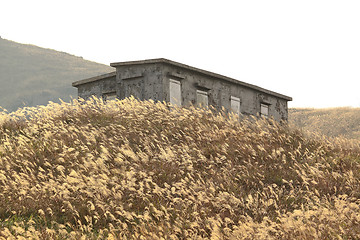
[0,38,112,112]
[289,107,360,140]
[0,98,360,239]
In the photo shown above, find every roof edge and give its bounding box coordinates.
[110,58,168,67]
[72,71,116,87]
[111,58,292,101]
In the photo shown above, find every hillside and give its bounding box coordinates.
[0,98,359,239]
[289,107,360,140]
[0,38,113,111]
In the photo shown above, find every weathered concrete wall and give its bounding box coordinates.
[161,64,289,121]
[77,75,116,100]
[116,63,163,102]
[75,61,289,121]
[257,93,288,121]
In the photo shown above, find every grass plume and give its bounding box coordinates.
[0,97,359,239]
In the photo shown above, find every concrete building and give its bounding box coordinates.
[72,58,292,121]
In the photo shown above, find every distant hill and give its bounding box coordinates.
[0,38,113,111]
[289,107,360,140]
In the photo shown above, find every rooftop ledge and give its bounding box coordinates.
[72,71,116,87]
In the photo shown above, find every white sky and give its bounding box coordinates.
[1,0,360,108]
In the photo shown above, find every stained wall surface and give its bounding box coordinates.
[74,62,290,121]
[160,64,289,121]
[76,75,116,100]
[116,63,164,102]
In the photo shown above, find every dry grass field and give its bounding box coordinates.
[289,107,360,140]
[0,98,359,239]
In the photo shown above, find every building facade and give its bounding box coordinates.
[72,58,292,121]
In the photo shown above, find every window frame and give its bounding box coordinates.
[260,103,270,118]
[230,96,241,115]
[169,78,182,106]
[196,89,209,108]
[103,92,117,102]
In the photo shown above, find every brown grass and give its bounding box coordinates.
[289,107,360,140]
[0,97,359,239]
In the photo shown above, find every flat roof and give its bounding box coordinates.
[72,71,116,87]
[111,58,292,101]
